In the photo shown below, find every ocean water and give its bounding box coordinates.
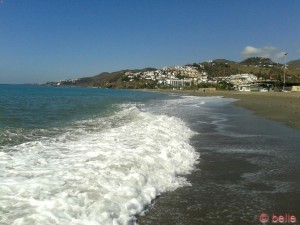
[2,85,300,225]
[0,85,201,225]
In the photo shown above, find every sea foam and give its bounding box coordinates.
[0,105,199,225]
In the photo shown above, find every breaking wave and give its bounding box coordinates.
[0,105,199,225]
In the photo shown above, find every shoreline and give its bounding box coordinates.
[137,90,300,225]
[143,89,300,130]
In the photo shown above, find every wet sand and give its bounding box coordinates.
[151,90,300,130]
[138,90,300,225]
[196,91,300,130]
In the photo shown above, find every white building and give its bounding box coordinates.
[166,78,193,87]
[228,74,257,85]
[238,85,251,91]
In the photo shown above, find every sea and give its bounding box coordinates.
[1,85,300,225]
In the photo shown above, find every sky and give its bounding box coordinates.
[0,0,299,84]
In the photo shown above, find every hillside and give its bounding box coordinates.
[46,57,300,88]
[213,59,237,64]
[54,68,157,88]
[288,59,300,69]
[91,68,157,88]
[193,58,300,83]
[240,57,278,67]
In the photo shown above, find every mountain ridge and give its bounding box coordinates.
[287,59,300,69]
[46,57,300,88]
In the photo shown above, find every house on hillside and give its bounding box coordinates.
[166,78,193,87]
[228,74,258,85]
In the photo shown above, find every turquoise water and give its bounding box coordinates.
[0,85,200,225]
[0,85,169,146]
[0,85,166,129]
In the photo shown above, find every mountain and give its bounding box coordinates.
[200,57,299,82]
[240,57,277,66]
[46,57,300,88]
[59,68,157,88]
[213,59,237,64]
[287,59,300,69]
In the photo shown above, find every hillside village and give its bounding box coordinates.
[45,57,300,91]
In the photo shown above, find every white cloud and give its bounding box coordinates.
[241,45,290,62]
[241,45,277,58]
[241,46,261,57]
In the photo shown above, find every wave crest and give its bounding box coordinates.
[0,105,199,225]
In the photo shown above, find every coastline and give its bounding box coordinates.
[137,89,300,225]
[144,89,300,130]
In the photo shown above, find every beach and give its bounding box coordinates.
[138,90,300,225]
[151,90,300,130]
[198,91,300,130]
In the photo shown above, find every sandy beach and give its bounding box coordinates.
[138,89,300,225]
[154,90,300,130]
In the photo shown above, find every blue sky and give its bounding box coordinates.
[0,0,299,84]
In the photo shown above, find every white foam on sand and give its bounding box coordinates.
[0,106,199,225]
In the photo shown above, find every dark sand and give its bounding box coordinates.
[138,90,300,225]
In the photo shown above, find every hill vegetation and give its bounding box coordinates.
[46,57,300,88]
[288,59,300,69]
[240,57,277,67]
[55,68,157,88]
